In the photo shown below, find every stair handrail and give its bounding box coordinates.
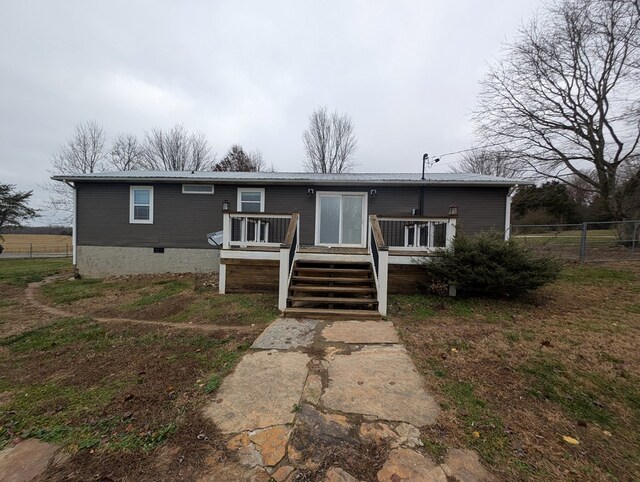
[369,215,389,316]
[278,212,300,311]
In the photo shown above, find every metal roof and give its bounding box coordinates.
[52,170,527,186]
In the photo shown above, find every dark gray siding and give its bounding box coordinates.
[422,186,508,234]
[265,185,508,244]
[76,183,236,248]
[76,182,508,248]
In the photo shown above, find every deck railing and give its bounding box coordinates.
[377,217,453,250]
[222,212,292,248]
[278,212,300,311]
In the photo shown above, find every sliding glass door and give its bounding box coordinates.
[316,193,366,247]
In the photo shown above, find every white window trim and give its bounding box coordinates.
[182,184,214,194]
[314,191,368,247]
[130,186,154,224]
[237,188,265,212]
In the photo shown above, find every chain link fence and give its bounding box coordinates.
[510,220,640,262]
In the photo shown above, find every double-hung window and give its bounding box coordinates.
[237,188,265,213]
[130,186,154,224]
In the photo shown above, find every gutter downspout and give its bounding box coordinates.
[504,184,518,240]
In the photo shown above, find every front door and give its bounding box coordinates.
[316,192,367,247]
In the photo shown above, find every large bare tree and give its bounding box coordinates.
[213,144,265,172]
[140,125,214,171]
[451,148,528,178]
[108,133,143,171]
[45,121,107,222]
[474,0,640,219]
[302,106,358,173]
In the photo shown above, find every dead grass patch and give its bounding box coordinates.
[392,262,640,481]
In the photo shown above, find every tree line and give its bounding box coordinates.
[50,122,267,175]
[43,108,358,221]
[48,107,358,178]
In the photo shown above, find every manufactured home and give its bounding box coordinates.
[53,171,521,317]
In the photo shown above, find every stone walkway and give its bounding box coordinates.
[0,439,66,482]
[201,318,494,481]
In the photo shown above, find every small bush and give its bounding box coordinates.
[421,232,560,297]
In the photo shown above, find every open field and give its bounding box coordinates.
[0,258,276,481]
[512,229,639,261]
[0,234,72,256]
[390,262,640,481]
[513,228,617,245]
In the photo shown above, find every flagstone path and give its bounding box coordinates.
[201,318,495,481]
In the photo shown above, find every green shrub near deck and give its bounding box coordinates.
[422,232,560,297]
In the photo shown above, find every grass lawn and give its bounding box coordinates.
[390,262,640,481]
[0,258,72,286]
[40,274,278,326]
[0,258,273,481]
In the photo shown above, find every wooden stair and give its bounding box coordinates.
[284,260,381,319]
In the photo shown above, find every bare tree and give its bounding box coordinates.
[451,149,528,178]
[213,144,265,172]
[474,0,640,220]
[45,121,107,222]
[303,106,358,173]
[50,121,106,175]
[108,133,143,171]
[140,125,214,171]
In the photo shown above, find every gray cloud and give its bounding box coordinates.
[0,0,540,223]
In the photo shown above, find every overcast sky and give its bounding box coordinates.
[0,0,541,223]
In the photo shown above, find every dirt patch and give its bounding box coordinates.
[0,283,24,298]
[288,422,388,482]
[39,412,229,482]
[0,286,60,339]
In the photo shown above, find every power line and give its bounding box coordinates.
[435,141,509,160]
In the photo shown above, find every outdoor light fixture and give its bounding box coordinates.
[222,200,230,211]
[307,188,314,196]
[370,189,377,197]
[449,205,458,217]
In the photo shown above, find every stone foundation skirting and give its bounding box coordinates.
[76,245,220,277]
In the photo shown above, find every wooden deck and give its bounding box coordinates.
[298,246,369,255]
[226,245,431,257]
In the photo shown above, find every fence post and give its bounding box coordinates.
[579,222,587,262]
[29,243,33,259]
